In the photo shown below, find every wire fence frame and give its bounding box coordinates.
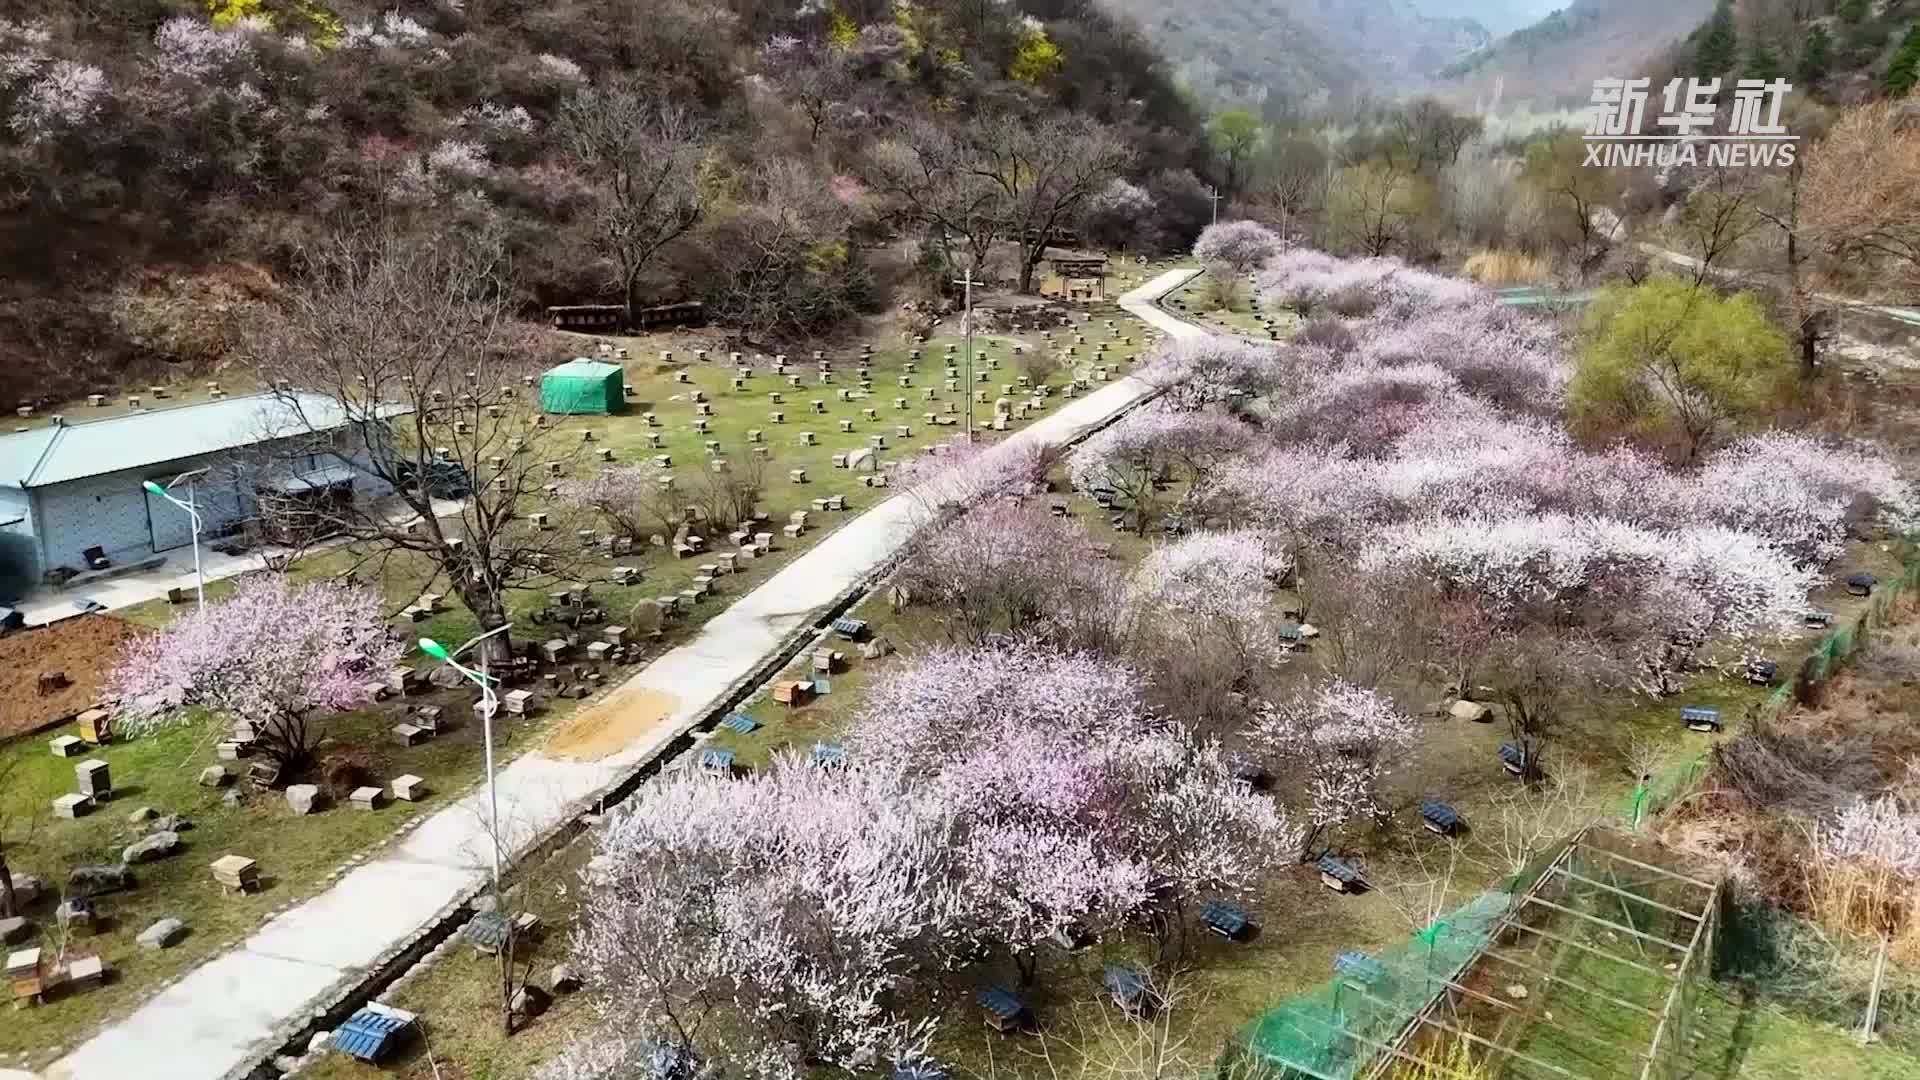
[1347,829,1723,1080]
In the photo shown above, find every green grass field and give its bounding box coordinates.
[1166,268,1296,340]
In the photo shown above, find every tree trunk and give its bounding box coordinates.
[455,577,515,667]
[501,941,517,1036]
[1018,249,1040,294]
[1015,947,1039,988]
[622,267,642,331]
[0,854,15,919]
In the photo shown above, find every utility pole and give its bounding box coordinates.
[952,266,979,443]
[1207,185,1222,226]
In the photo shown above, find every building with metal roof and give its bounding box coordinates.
[0,392,406,598]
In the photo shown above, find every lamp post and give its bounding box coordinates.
[951,266,980,443]
[420,623,514,888]
[142,468,208,610]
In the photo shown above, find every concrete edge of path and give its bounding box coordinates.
[42,268,1206,1080]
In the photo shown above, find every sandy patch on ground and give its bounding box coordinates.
[541,682,681,761]
[0,614,144,739]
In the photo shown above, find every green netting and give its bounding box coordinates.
[1623,552,1920,825]
[1232,891,1513,1080]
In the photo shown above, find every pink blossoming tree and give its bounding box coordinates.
[111,576,402,772]
[896,497,1113,644]
[569,759,965,1079]
[1253,680,1416,857]
[1193,220,1283,274]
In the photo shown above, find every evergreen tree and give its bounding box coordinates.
[1695,1,1739,79]
[1798,25,1833,84]
[1839,0,1869,25]
[1888,25,1920,98]
[1745,43,1785,82]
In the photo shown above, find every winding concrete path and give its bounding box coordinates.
[44,270,1205,1080]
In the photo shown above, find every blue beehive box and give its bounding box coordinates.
[334,1005,414,1062]
[1681,706,1722,732]
[1419,798,1462,835]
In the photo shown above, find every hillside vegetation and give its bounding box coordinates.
[0,0,1202,408]
[1102,0,1490,113]
[1436,0,1718,107]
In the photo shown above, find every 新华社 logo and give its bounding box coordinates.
[1584,77,1797,167]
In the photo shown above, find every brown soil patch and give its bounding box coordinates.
[543,683,681,761]
[0,614,144,738]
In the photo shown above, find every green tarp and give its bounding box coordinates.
[539,359,625,415]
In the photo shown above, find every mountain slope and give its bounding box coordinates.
[1434,0,1716,108]
[1103,0,1490,109]
[1411,1,1569,38]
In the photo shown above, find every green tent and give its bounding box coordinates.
[539,359,626,415]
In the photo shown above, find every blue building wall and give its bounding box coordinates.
[0,484,35,600]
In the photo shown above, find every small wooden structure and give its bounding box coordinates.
[830,616,869,642]
[211,854,260,895]
[1847,572,1878,597]
[719,713,760,735]
[1201,899,1253,940]
[811,742,848,768]
[1334,950,1389,988]
[1317,855,1368,894]
[1681,706,1723,733]
[698,748,736,775]
[76,708,112,745]
[1498,741,1533,776]
[1047,254,1109,302]
[1419,798,1463,836]
[7,947,45,1005]
[977,986,1031,1033]
[1103,964,1155,1017]
[772,680,813,707]
[1744,658,1779,685]
[334,1003,417,1063]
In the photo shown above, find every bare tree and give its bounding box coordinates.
[560,80,708,325]
[863,120,1006,275]
[1753,147,1832,377]
[248,223,591,665]
[690,162,862,338]
[967,113,1134,293]
[760,37,852,148]
[1525,132,1618,276]
[1252,131,1329,235]
[1804,100,1920,300]
[686,453,766,535]
[1326,162,1411,258]
[1672,165,1764,285]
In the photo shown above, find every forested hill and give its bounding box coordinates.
[0,0,1201,407]
[1434,0,1717,108]
[1437,0,1920,110]
[1100,0,1491,113]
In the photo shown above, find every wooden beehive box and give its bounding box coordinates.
[772,680,813,707]
[76,708,112,745]
[7,947,43,1002]
[211,855,260,894]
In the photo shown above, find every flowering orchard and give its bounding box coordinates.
[548,247,1913,1077]
[555,644,1301,1074]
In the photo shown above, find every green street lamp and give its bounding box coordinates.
[142,469,208,610]
[420,625,512,886]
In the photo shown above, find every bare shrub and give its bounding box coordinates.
[1294,316,1357,356]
